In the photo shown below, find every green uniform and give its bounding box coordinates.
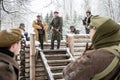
[50,16,63,49]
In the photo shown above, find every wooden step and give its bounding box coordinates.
[47,59,71,64]
[45,54,70,60]
[74,43,91,47]
[73,52,83,56]
[43,49,67,52]
[74,47,85,52]
[74,56,81,59]
[48,63,68,66]
[74,39,91,43]
[45,54,69,57]
[50,66,66,70]
[73,34,90,38]
[53,73,63,79]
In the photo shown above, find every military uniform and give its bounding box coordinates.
[0,28,21,80]
[0,52,19,80]
[50,16,63,49]
[63,16,120,80]
[83,15,92,34]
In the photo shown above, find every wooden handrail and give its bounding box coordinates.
[36,47,75,80]
[37,48,54,80]
[66,48,75,61]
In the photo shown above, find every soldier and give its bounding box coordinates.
[63,15,120,80]
[69,26,79,34]
[32,15,48,49]
[19,23,29,41]
[50,11,63,49]
[83,10,92,34]
[0,28,22,80]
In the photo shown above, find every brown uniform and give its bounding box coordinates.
[0,52,19,80]
[63,49,120,80]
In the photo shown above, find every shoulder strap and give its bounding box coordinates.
[92,47,120,80]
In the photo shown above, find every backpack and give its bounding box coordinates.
[92,46,120,80]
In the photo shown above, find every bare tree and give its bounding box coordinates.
[1,0,32,30]
[0,0,1,30]
[1,0,18,14]
[101,0,120,22]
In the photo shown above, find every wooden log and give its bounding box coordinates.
[19,39,26,80]
[73,34,90,38]
[30,33,36,80]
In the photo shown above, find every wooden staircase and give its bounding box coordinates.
[17,34,91,80]
[36,48,75,80]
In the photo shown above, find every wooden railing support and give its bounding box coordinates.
[30,33,36,80]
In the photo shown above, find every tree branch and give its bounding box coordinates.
[1,0,18,14]
[44,0,53,8]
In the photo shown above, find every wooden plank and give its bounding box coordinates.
[73,47,85,52]
[73,39,91,43]
[73,52,83,56]
[47,59,71,63]
[73,34,90,38]
[50,66,66,70]
[53,73,63,79]
[74,43,91,47]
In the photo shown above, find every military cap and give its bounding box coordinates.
[54,11,59,14]
[37,15,41,18]
[20,23,25,27]
[0,28,22,47]
[70,26,75,29]
[86,10,91,14]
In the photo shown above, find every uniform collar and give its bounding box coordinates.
[0,53,19,69]
[0,49,14,58]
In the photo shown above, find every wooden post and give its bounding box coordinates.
[30,33,36,80]
[66,34,74,55]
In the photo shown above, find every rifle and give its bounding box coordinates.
[52,27,62,35]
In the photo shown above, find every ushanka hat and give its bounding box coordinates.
[0,28,21,47]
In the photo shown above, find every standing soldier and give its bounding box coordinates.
[32,15,48,50]
[50,11,63,49]
[0,28,22,80]
[83,10,92,34]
